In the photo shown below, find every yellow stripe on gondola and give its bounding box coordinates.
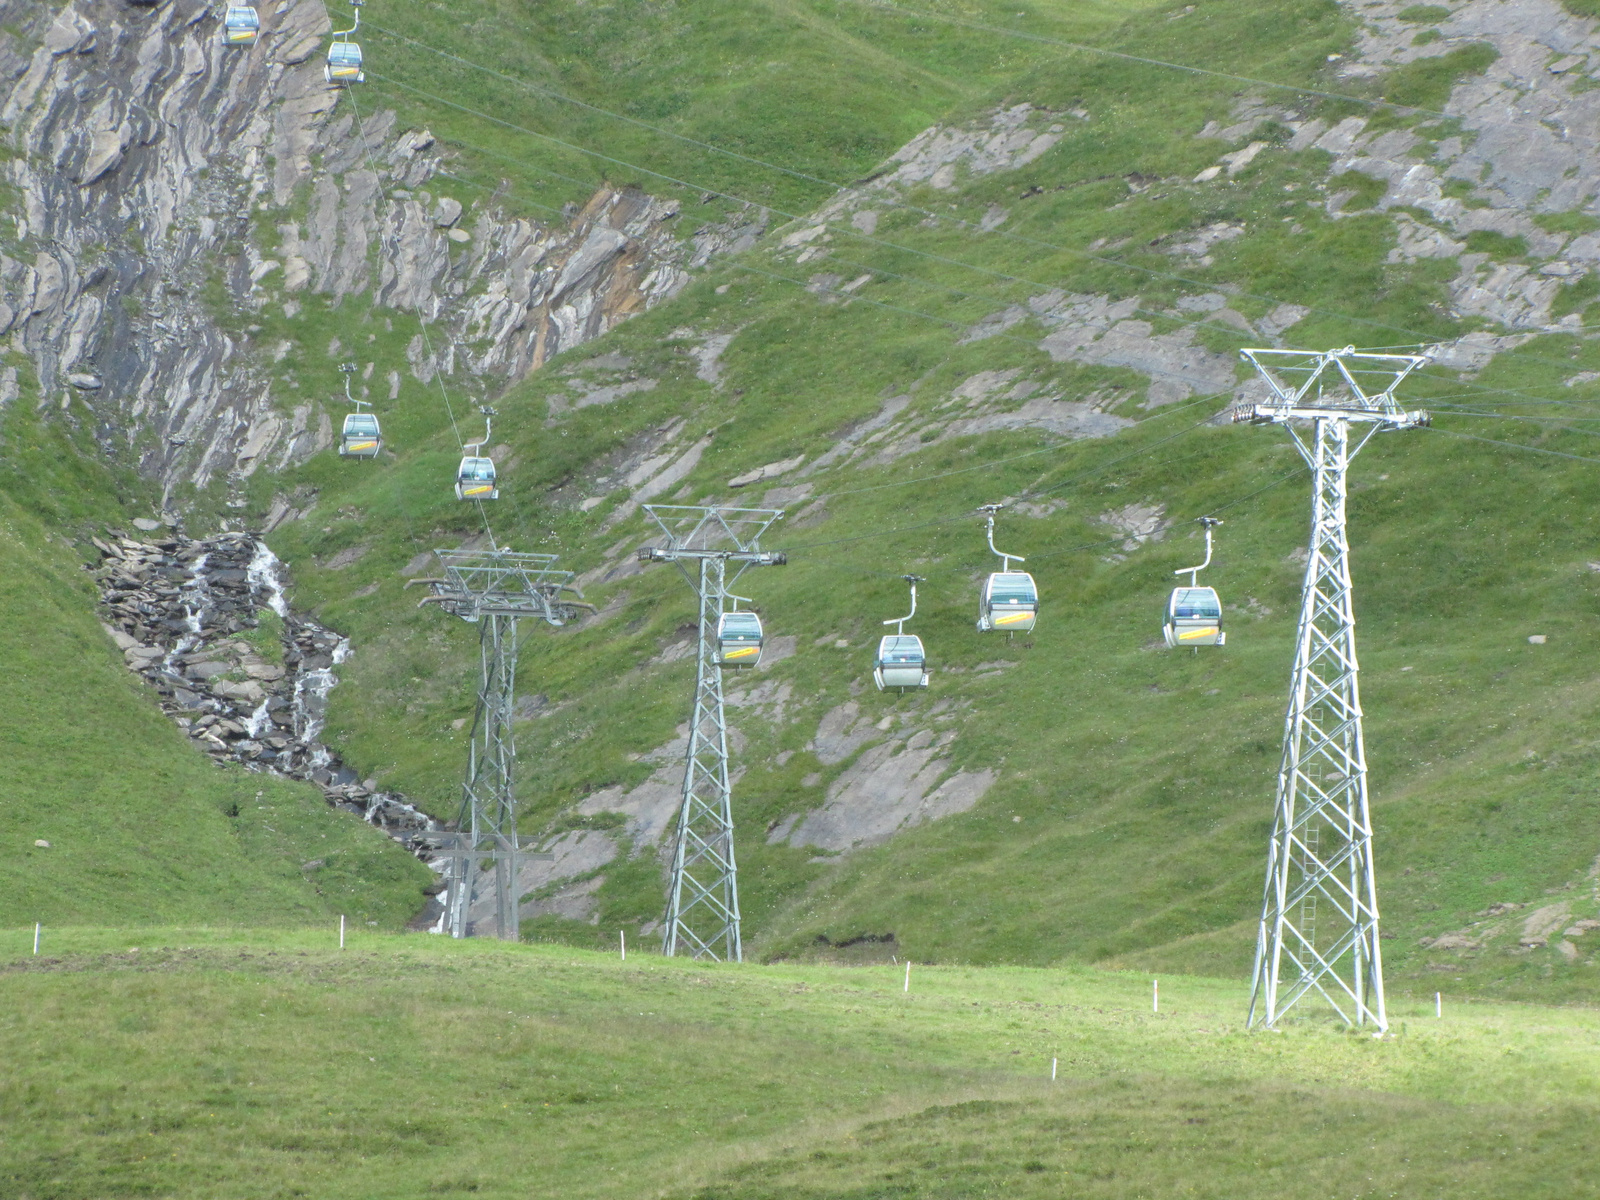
[995,611,1033,625]
[462,485,493,497]
[227,31,256,42]
[1178,627,1219,641]
[724,647,760,659]
[347,440,378,451]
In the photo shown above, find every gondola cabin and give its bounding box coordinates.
[339,412,381,458]
[716,611,764,668]
[455,456,498,501]
[325,40,364,83]
[978,571,1038,633]
[1164,586,1224,648]
[223,5,260,45]
[874,634,929,691]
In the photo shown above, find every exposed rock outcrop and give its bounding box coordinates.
[0,0,761,505]
[1187,0,1600,334]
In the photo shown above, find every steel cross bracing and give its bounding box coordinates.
[637,506,787,962]
[406,548,589,939]
[1236,347,1429,1032]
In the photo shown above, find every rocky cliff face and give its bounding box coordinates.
[0,0,763,505]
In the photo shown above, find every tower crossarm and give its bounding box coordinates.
[1238,346,1431,423]
[1235,404,1431,429]
[641,503,785,554]
[638,547,787,565]
[405,548,585,624]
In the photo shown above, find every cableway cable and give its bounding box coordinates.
[846,0,1548,137]
[378,142,1600,563]
[358,41,1600,568]
[360,23,1600,404]
[342,78,497,548]
[1421,425,1600,467]
[365,62,1600,420]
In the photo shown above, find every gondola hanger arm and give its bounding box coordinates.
[1174,517,1222,587]
[979,503,1026,572]
[883,574,924,635]
[333,0,362,38]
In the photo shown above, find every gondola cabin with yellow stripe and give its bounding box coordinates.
[455,408,499,500]
[978,571,1038,633]
[222,5,260,45]
[975,504,1038,635]
[1163,517,1226,650]
[325,0,364,83]
[335,365,382,459]
[1164,586,1224,647]
[716,610,764,668]
[455,457,498,500]
[340,412,381,458]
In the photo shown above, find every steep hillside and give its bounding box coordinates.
[8,0,1600,1000]
[231,0,1600,999]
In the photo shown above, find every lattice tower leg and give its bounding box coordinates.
[443,613,522,941]
[1248,417,1388,1031]
[662,555,742,961]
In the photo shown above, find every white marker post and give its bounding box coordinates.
[1436,992,1442,1019]
[1050,1056,1058,1082]
[339,914,346,950]
[620,931,626,962]
[904,961,911,993]
[33,923,39,955]
[1153,979,1159,1013]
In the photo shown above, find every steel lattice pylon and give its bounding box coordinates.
[1236,347,1430,1032]
[407,548,589,939]
[638,506,786,961]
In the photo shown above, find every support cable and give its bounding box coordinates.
[343,79,497,548]
[1421,425,1600,466]
[361,30,1600,404]
[843,0,1487,126]
[363,146,1600,538]
[356,52,1600,571]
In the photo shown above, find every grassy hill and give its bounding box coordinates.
[1,929,1595,1199]
[205,0,1600,1002]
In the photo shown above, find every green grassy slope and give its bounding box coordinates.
[1,930,1595,1199]
[0,368,431,929]
[236,0,1600,996]
[358,0,1161,221]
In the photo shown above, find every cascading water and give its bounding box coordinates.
[244,698,273,740]
[249,539,349,772]
[292,639,350,772]
[93,528,440,858]
[179,552,213,635]
[246,540,290,619]
[159,550,212,671]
